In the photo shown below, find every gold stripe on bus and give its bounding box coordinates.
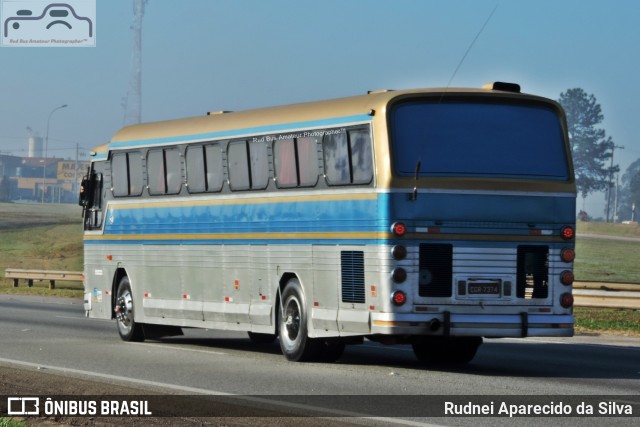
[106,191,378,210]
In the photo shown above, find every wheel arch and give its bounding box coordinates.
[111,267,129,319]
[275,272,298,329]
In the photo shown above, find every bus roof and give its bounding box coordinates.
[106,85,556,152]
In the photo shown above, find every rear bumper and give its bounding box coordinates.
[370,312,574,338]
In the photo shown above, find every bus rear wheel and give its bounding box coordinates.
[278,279,322,361]
[412,337,482,365]
[115,276,145,342]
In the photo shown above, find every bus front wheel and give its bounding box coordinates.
[278,279,321,361]
[115,276,145,342]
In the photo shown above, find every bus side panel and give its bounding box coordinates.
[83,241,116,319]
[311,245,340,336]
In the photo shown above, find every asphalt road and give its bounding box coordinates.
[0,294,639,426]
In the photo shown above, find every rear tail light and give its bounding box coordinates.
[560,270,574,285]
[560,292,574,308]
[561,226,575,240]
[391,222,407,237]
[391,268,407,283]
[560,248,575,263]
[391,290,407,306]
[391,245,407,260]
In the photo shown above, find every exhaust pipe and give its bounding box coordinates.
[429,318,441,332]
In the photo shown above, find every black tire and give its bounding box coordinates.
[115,276,145,342]
[248,331,277,344]
[412,337,482,365]
[278,279,322,361]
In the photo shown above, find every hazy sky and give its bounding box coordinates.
[1,0,638,216]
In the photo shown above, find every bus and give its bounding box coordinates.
[80,82,576,364]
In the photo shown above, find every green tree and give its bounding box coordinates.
[558,88,617,202]
[618,158,640,221]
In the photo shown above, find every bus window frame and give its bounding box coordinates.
[322,127,373,186]
[386,95,571,181]
[111,151,144,197]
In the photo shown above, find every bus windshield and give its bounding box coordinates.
[389,99,569,180]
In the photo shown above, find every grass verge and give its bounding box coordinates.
[574,307,640,336]
[0,418,27,427]
[574,238,640,283]
[577,220,640,239]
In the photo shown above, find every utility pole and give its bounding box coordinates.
[605,144,624,222]
[123,0,147,125]
[41,104,68,204]
[613,173,619,223]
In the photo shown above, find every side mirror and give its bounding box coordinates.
[78,173,95,208]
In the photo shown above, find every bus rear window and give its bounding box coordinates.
[389,99,569,180]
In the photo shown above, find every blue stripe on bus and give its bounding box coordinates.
[108,114,373,149]
[94,193,575,244]
[103,196,386,235]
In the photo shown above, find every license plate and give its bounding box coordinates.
[468,283,500,295]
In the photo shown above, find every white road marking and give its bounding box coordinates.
[0,357,443,427]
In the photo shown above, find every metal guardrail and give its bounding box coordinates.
[3,270,639,309]
[5,268,83,290]
[573,281,640,310]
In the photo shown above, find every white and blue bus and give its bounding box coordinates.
[80,82,576,363]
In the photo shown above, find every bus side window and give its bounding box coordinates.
[205,144,224,191]
[323,129,373,186]
[228,141,251,190]
[165,148,182,194]
[111,153,129,196]
[128,153,143,196]
[297,137,320,187]
[274,139,297,188]
[323,132,351,185]
[274,137,320,188]
[349,130,373,184]
[228,140,268,191]
[249,140,268,190]
[186,146,206,192]
[147,150,166,195]
[112,152,143,197]
[186,144,224,193]
[148,148,181,195]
